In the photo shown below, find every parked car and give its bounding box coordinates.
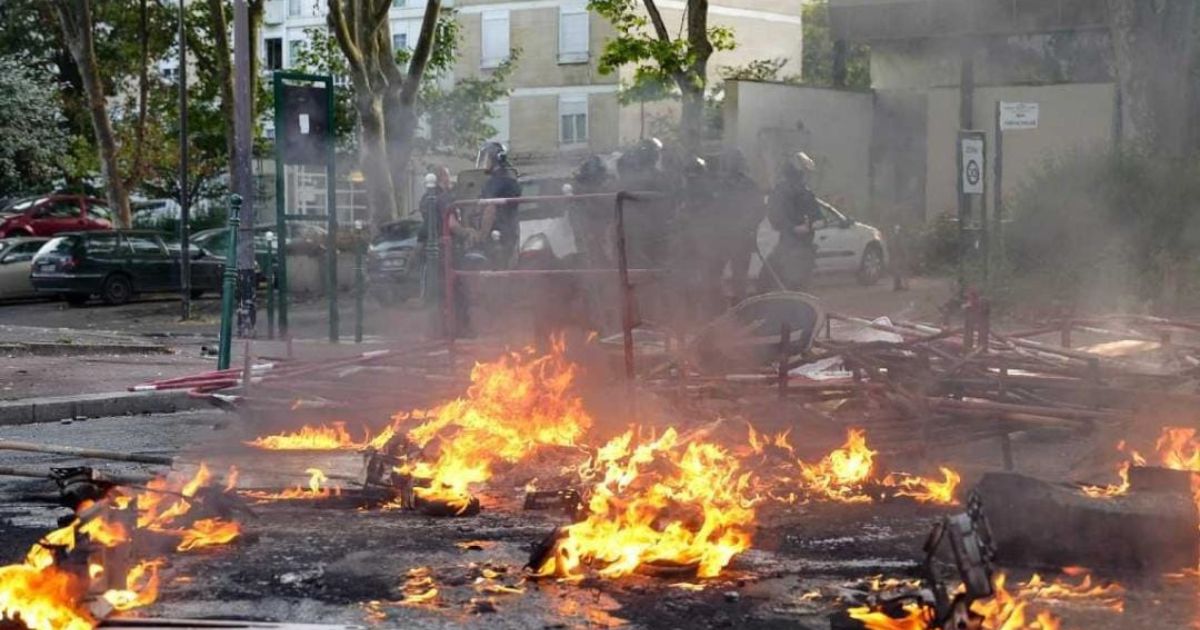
[0,194,114,238]
[0,237,50,299]
[30,230,224,306]
[367,218,423,304]
[752,199,888,286]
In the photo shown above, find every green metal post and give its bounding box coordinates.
[325,76,339,343]
[217,194,242,370]
[272,72,289,338]
[354,224,364,344]
[265,237,276,340]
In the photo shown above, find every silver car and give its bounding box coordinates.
[0,237,50,299]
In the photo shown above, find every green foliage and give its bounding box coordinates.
[0,55,70,197]
[801,0,870,89]
[998,149,1200,313]
[589,0,735,102]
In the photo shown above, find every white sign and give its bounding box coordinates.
[961,137,985,195]
[999,102,1039,131]
[298,113,310,135]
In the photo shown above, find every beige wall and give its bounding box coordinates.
[924,82,1116,220]
[723,80,875,216]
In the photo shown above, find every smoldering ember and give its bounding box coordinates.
[6,1,1200,629]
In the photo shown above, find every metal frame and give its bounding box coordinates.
[438,190,661,382]
[271,70,338,342]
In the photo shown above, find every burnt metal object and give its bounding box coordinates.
[414,493,481,517]
[525,526,566,572]
[51,467,115,510]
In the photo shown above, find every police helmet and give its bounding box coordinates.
[476,141,510,172]
[424,173,438,189]
[574,155,608,185]
[790,151,816,173]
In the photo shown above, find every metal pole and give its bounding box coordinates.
[957,39,974,302]
[233,0,256,337]
[178,0,191,320]
[272,73,289,337]
[325,77,339,343]
[354,221,364,343]
[265,237,275,340]
[441,206,456,340]
[993,100,1005,282]
[218,195,242,370]
[615,192,635,382]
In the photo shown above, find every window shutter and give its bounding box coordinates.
[481,10,510,68]
[558,3,589,64]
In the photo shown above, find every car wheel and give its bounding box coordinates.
[65,293,90,307]
[857,243,884,286]
[100,274,134,305]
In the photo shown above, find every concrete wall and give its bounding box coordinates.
[923,82,1116,220]
[723,80,875,217]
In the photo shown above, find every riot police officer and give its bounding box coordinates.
[762,151,824,291]
[475,141,522,268]
[568,154,613,267]
[715,149,764,304]
[617,138,674,268]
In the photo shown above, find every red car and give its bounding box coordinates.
[0,195,114,238]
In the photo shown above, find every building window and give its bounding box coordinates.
[288,0,302,16]
[481,10,510,69]
[558,2,588,64]
[487,99,510,145]
[393,32,408,52]
[288,39,303,67]
[559,95,587,146]
[393,0,405,6]
[266,38,283,71]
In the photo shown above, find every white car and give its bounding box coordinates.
[0,237,50,299]
[751,199,888,286]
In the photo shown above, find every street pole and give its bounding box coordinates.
[178,0,191,320]
[325,77,339,343]
[218,195,242,370]
[354,220,364,344]
[233,0,256,337]
[272,72,289,338]
[265,236,276,340]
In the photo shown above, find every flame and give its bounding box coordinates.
[536,427,756,580]
[130,463,241,549]
[246,421,361,450]
[400,567,439,606]
[399,339,592,512]
[243,468,342,502]
[174,518,241,552]
[850,573,1063,630]
[798,429,877,503]
[1080,440,1145,499]
[1017,571,1124,613]
[101,559,163,611]
[882,467,963,505]
[0,564,93,630]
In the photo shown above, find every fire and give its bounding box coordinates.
[242,468,342,502]
[882,468,963,505]
[0,564,92,630]
[1018,571,1124,613]
[849,573,1063,630]
[100,559,163,611]
[396,340,593,513]
[536,427,756,580]
[759,428,961,505]
[246,421,361,450]
[400,567,439,606]
[174,518,242,552]
[131,463,241,549]
[798,429,877,502]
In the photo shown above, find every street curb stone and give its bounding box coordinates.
[0,390,211,426]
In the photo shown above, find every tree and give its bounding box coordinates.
[0,56,70,197]
[52,0,131,226]
[589,0,734,151]
[801,0,870,89]
[327,0,443,224]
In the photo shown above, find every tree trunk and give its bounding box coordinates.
[357,93,398,221]
[53,0,131,227]
[679,85,705,153]
[1106,0,1197,158]
[205,0,264,205]
[124,0,151,191]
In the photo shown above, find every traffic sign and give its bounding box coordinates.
[960,133,985,196]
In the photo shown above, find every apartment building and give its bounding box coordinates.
[261,0,802,177]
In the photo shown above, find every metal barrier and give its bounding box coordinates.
[438,191,662,381]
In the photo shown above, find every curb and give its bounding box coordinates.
[0,342,172,357]
[0,390,212,426]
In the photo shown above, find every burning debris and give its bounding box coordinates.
[242,468,342,503]
[748,427,962,506]
[364,339,593,515]
[531,427,756,580]
[0,464,244,630]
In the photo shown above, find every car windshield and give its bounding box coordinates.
[2,197,45,214]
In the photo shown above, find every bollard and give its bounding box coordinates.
[354,220,365,344]
[217,195,242,370]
